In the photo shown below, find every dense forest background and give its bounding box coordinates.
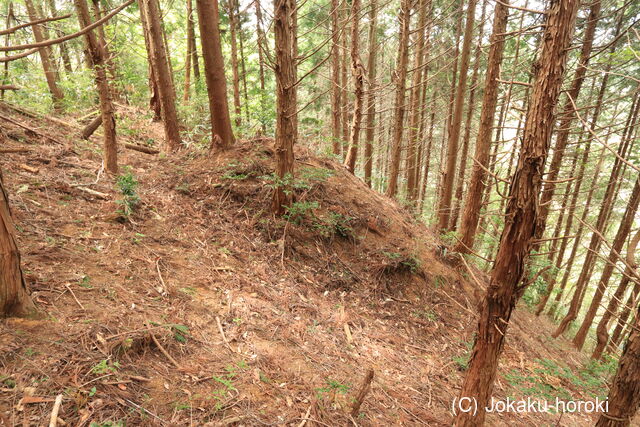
[1,0,640,424]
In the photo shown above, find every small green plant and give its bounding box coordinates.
[79,275,92,289]
[169,324,189,343]
[382,251,421,273]
[91,359,120,374]
[315,378,351,401]
[283,201,319,224]
[440,230,459,246]
[115,168,140,218]
[452,339,473,371]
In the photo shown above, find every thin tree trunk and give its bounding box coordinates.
[184,0,195,101]
[595,305,640,426]
[363,0,377,186]
[607,282,640,354]
[196,0,235,149]
[236,3,249,123]
[330,0,341,154]
[453,0,508,254]
[0,173,36,318]
[340,1,349,153]
[404,0,430,203]
[450,0,486,230]
[454,1,579,425]
[46,0,73,74]
[572,179,640,350]
[75,0,118,173]
[139,3,162,121]
[2,3,13,100]
[24,0,64,110]
[553,89,639,338]
[228,0,242,128]
[384,0,410,198]
[437,0,477,231]
[272,0,296,214]
[343,0,364,173]
[141,0,182,151]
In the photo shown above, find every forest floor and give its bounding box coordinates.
[0,103,618,426]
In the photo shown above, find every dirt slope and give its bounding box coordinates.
[0,104,611,426]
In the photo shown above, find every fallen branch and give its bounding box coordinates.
[0,112,66,145]
[146,323,181,369]
[64,283,85,310]
[81,115,102,139]
[124,143,159,155]
[351,368,374,417]
[75,186,109,200]
[18,163,39,174]
[48,394,63,427]
[0,84,19,90]
[0,147,29,153]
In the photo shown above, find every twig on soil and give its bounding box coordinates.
[155,259,168,295]
[297,405,313,427]
[124,143,159,155]
[0,112,65,145]
[73,186,109,199]
[146,323,181,369]
[64,283,85,310]
[0,147,29,153]
[351,368,374,417]
[216,316,236,353]
[123,399,166,424]
[18,163,39,174]
[48,394,63,427]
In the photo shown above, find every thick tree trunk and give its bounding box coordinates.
[454,1,579,425]
[272,0,296,214]
[139,4,162,121]
[384,0,410,198]
[532,0,601,247]
[141,0,182,151]
[343,0,364,173]
[572,179,640,350]
[228,0,242,128]
[363,0,377,187]
[437,0,476,231]
[454,0,508,254]
[75,0,118,173]
[24,0,64,110]
[595,306,640,427]
[196,0,235,149]
[0,173,35,317]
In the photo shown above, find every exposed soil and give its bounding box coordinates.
[0,103,613,426]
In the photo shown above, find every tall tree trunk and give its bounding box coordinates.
[228,0,242,128]
[75,0,118,173]
[343,0,364,173]
[454,1,579,425]
[450,0,486,230]
[437,0,477,231]
[553,89,639,338]
[363,0,377,187]
[418,90,436,213]
[196,0,235,149]
[90,0,121,100]
[24,0,64,110]
[330,0,341,154]
[141,0,182,150]
[608,282,640,355]
[453,0,508,254]
[572,179,640,350]
[2,2,13,100]
[404,0,429,203]
[139,3,162,121]
[340,1,349,154]
[595,305,640,427]
[384,0,410,198]
[236,4,249,124]
[272,0,296,214]
[46,0,73,74]
[184,0,195,101]
[254,0,266,133]
[532,0,601,248]
[0,172,36,318]
[592,229,639,359]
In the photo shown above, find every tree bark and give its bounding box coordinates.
[437,0,476,231]
[607,281,640,354]
[454,1,579,425]
[572,179,640,350]
[595,306,640,427]
[330,0,341,155]
[363,0,377,187]
[453,0,508,254]
[0,172,36,318]
[343,0,364,173]
[404,0,430,203]
[228,0,242,128]
[184,0,195,101]
[140,0,182,151]
[384,0,410,198]
[46,0,73,74]
[271,0,296,214]
[75,0,118,174]
[196,0,235,149]
[24,0,64,110]
[138,3,162,121]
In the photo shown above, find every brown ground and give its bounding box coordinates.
[0,103,614,426]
